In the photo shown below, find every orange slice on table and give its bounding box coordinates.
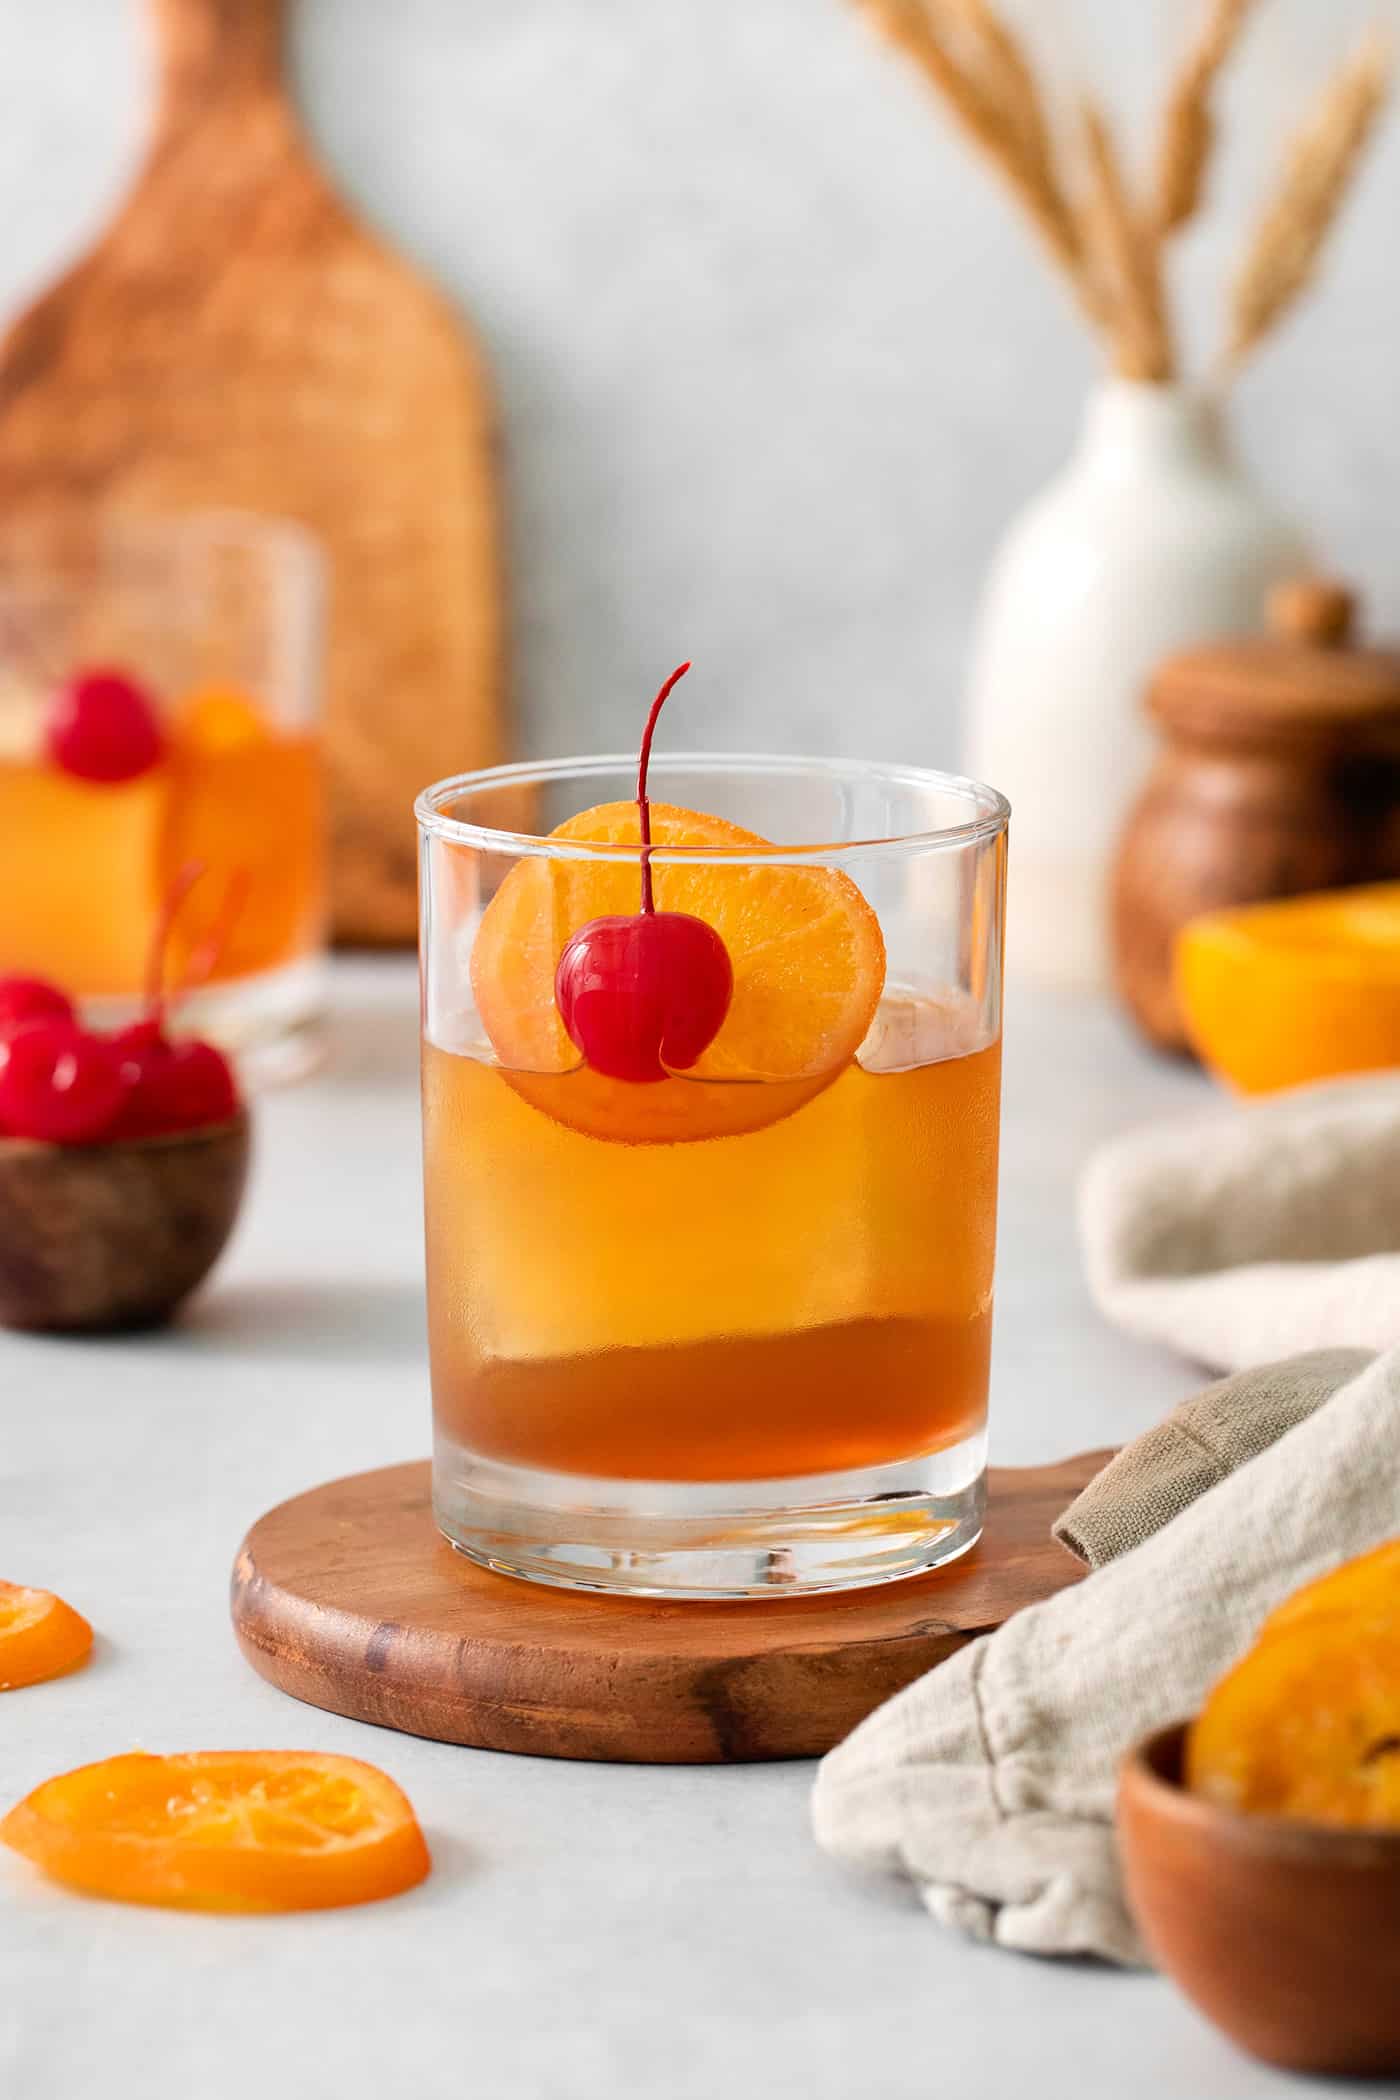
[1176,883,1400,1095]
[0,1750,430,1912]
[470,800,886,1143]
[0,1583,92,1691]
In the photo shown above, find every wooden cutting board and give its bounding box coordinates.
[230,1452,1107,1763]
[0,0,504,943]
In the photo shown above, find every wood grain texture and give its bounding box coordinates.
[230,1452,1107,1764]
[0,0,504,944]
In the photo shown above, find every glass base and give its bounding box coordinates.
[84,953,328,1092]
[432,1428,987,1599]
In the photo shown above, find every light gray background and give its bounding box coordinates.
[0,0,1396,760]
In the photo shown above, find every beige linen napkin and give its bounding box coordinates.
[1080,1071,1400,1372]
[812,1347,1400,1965]
[1053,1347,1373,1568]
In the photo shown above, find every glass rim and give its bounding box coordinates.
[415,752,1011,864]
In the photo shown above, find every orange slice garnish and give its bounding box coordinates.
[0,1751,431,1912]
[0,1583,92,1690]
[470,800,886,1142]
[175,685,269,753]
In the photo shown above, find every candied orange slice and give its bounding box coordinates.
[1187,1616,1400,1828]
[470,799,885,1143]
[0,1750,430,1911]
[1176,883,1400,1094]
[0,1583,92,1690]
[1257,1538,1400,1642]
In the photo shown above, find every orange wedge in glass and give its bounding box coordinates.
[0,1583,93,1691]
[471,799,886,1143]
[1176,883,1400,1094]
[0,1750,430,1912]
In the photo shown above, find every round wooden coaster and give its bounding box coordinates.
[230,1453,1107,1764]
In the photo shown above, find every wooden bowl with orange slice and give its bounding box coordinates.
[1120,1724,1400,2076]
[1118,1541,1400,2075]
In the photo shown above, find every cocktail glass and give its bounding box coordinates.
[418,753,1008,1597]
[0,513,327,1083]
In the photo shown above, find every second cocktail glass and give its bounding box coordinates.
[419,746,1008,1597]
[0,513,327,1083]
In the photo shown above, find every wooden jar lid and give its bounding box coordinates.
[1149,581,1400,750]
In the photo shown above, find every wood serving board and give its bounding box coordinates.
[230,1453,1108,1764]
[0,0,504,944]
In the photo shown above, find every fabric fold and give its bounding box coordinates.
[813,1348,1400,1965]
[1053,1347,1374,1568]
[1080,1071,1400,1371]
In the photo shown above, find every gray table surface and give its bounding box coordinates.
[1,960,1345,2100]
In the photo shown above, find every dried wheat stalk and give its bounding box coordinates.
[940,0,1051,176]
[856,0,1390,386]
[1153,0,1259,234]
[857,0,1104,331]
[1081,100,1175,382]
[1224,28,1392,369]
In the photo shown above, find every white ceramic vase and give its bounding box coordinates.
[964,380,1312,991]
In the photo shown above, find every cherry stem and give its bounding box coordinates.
[144,861,207,1024]
[182,867,251,994]
[636,660,691,915]
[140,860,252,1024]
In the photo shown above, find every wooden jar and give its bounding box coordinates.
[1112,582,1400,1052]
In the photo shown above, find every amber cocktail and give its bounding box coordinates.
[419,729,1008,1597]
[0,517,326,1080]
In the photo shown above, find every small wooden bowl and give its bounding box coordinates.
[0,1111,251,1334]
[1118,1723,1400,2076]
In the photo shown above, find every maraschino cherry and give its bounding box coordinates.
[0,1021,124,1144]
[554,663,734,1084]
[0,975,75,1040]
[46,667,166,785]
[0,871,243,1145]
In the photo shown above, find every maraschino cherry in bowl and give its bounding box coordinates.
[0,869,250,1333]
[417,666,1011,1599]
